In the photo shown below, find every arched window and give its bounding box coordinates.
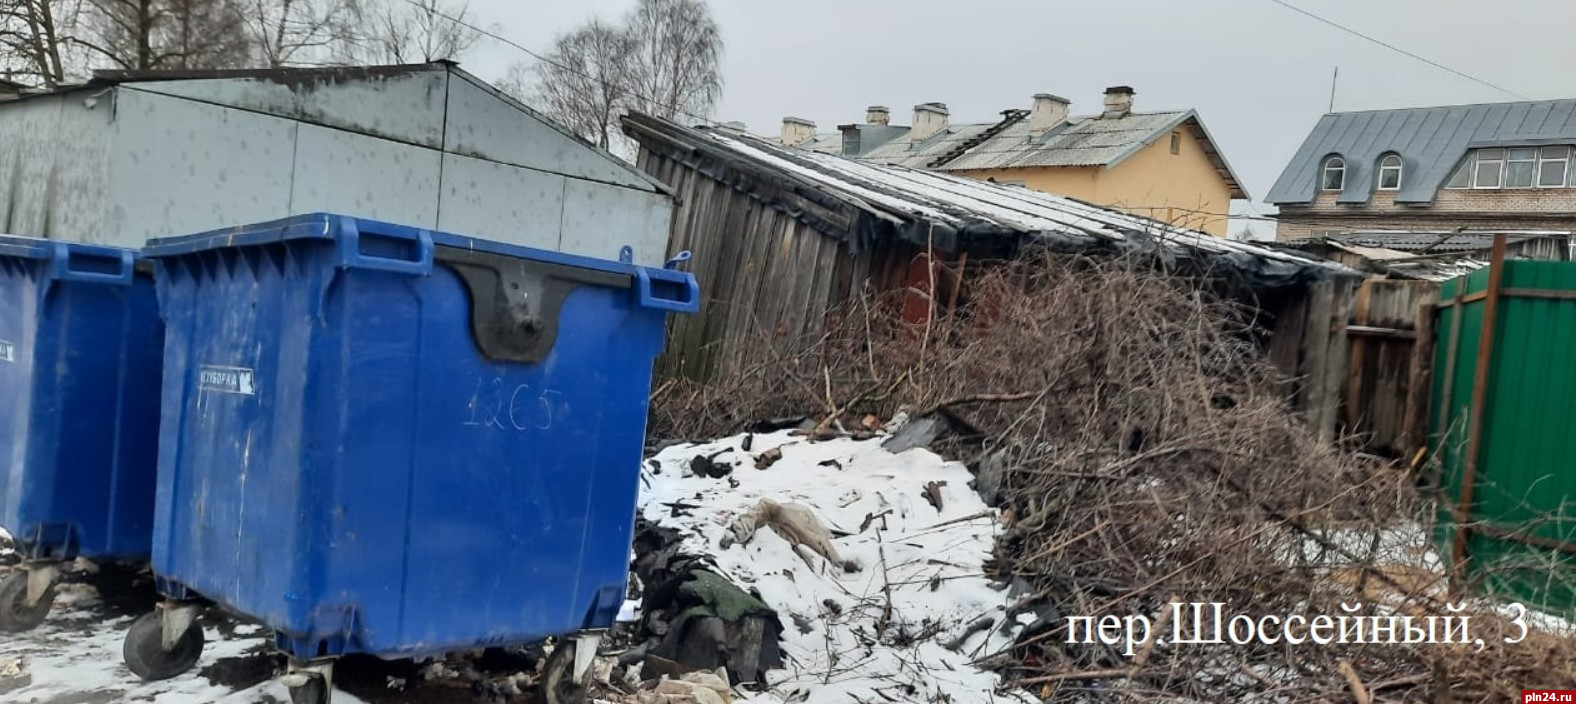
[1321,156,1346,191]
[1377,154,1403,191]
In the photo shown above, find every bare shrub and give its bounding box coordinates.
[648,251,1576,702]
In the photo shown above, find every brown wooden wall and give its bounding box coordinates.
[638,149,914,381]
[1265,275,1441,457]
[1342,279,1439,456]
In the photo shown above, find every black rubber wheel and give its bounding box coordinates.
[0,570,55,632]
[541,639,589,704]
[123,610,205,681]
[288,674,330,704]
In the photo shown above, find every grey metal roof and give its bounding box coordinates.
[1266,99,1576,205]
[936,111,1190,169]
[787,109,1247,199]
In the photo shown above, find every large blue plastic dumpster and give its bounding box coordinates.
[123,214,698,703]
[0,236,164,632]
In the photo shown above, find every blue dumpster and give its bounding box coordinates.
[124,214,698,701]
[0,236,164,632]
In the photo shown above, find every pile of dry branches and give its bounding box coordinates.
[648,252,1576,702]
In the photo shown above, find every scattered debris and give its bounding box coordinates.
[752,447,782,470]
[689,451,732,479]
[879,415,946,454]
[627,523,784,686]
[746,417,810,434]
[944,616,996,652]
[0,657,30,696]
[922,481,947,512]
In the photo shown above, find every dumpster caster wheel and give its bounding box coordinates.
[542,640,591,704]
[123,611,204,681]
[283,662,333,704]
[286,675,329,704]
[0,569,56,632]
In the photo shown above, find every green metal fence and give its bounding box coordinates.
[1432,259,1576,614]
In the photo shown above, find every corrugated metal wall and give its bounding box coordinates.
[1432,261,1576,614]
[637,149,915,381]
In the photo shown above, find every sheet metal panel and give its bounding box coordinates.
[441,73,657,191]
[107,90,296,247]
[124,69,448,149]
[0,93,116,241]
[288,124,441,228]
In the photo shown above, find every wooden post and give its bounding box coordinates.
[1400,300,1437,462]
[1345,279,1374,434]
[1320,278,1355,442]
[1302,280,1335,437]
[1451,233,1508,579]
[944,252,969,330]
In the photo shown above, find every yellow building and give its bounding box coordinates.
[780,87,1247,236]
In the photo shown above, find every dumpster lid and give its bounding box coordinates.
[0,234,60,260]
[141,213,658,279]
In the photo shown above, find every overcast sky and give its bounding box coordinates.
[460,0,1576,237]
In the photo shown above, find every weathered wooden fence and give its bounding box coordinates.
[1266,276,1441,458]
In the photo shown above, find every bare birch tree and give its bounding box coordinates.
[0,0,79,86]
[247,0,359,67]
[519,18,634,151]
[78,0,251,70]
[623,0,722,121]
[522,0,722,154]
[350,0,479,64]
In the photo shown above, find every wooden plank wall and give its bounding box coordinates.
[1262,277,1359,443]
[639,150,890,381]
[1264,276,1448,455]
[1341,279,1440,455]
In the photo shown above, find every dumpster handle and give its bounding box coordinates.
[633,266,700,314]
[51,246,135,285]
[337,219,434,276]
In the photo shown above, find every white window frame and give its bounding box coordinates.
[1377,154,1403,191]
[1321,156,1346,192]
[1473,148,1505,189]
[1445,153,1474,189]
[1538,146,1570,188]
[1505,147,1539,188]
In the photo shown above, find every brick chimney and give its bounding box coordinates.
[780,117,816,147]
[910,102,949,143]
[1102,86,1134,119]
[1029,93,1070,133]
[866,105,891,126]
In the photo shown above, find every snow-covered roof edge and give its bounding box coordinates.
[624,112,1352,289]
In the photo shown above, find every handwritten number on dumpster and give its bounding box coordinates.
[466,377,555,430]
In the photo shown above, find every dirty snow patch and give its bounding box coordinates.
[0,575,371,704]
[642,432,1031,703]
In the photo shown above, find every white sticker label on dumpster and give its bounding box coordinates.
[199,365,255,396]
[0,340,13,363]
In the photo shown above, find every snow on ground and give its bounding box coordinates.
[0,564,369,704]
[641,430,1033,703]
